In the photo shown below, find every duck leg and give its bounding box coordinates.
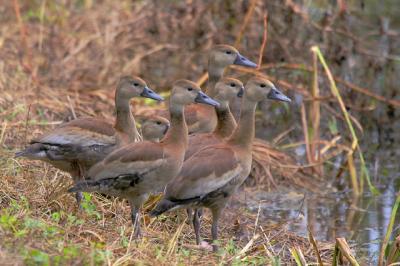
[211,207,223,252]
[71,162,85,208]
[186,208,193,223]
[75,190,83,208]
[130,202,142,238]
[197,208,203,219]
[192,208,201,245]
[129,195,148,238]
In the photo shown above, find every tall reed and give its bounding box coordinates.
[311,46,379,196]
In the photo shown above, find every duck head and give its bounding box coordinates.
[244,76,291,103]
[141,115,170,141]
[170,80,219,107]
[214,77,244,104]
[117,76,164,101]
[210,45,257,68]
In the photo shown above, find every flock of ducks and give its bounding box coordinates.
[16,44,291,251]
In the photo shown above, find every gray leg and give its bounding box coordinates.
[197,208,203,219]
[193,208,201,245]
[75,191,83,208]
[129,195,148,238]
[187,208,202,224]
[211,207,222,252]
[186,208,193,223]
[71,162,85,209]
[130,204,141,238]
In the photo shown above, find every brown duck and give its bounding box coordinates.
[69,80,219,237]
[184,77,243,222]
[15,76,163,205]
[138,115,170,142]
[184,77,244,160]
[150,76,291,251]
[158,44,256,134]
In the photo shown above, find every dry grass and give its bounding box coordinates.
[0,1,332,262]
[1,148,335,265]
[1,0,399,265]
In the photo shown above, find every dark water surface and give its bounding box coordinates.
[240,147,400,264]
[237,0,400,262]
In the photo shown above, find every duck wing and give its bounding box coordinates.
[88,141,165,180]
[166,145,242,200]
[34,118,116,147]
[71,141,165,194]
[185,133,221,160]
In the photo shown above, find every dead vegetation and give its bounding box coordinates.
[1,0,400,265]
[1,149,336,265]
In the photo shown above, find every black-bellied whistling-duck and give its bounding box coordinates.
[158,45,256,134]
[150,76,291,251]
[138,115,170,142]
[184,77,243,222]
[184,77,243,160]
[68,80,219,237]
[15,76,163,205]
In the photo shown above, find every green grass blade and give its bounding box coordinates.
[378,193,400,266]
[311,46,379,195]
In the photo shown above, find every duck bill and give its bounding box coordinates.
[233,53,257,68]
[237,86,244,98]
[140,86,164,101]
[267,87,291,102]
[195,91,220,107]
[163,124,170,135]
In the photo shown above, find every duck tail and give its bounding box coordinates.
[15,149,29,158]
[149,199,178,217]
[68,175,120,193]
[68,180,98,193]
[15,143,44,159]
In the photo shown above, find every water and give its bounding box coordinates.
[240,148,400,263]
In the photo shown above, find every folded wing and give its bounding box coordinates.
[166,145,241,200]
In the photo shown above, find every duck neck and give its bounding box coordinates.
[214,101,237,138]
[114,93,138,142]
[207,60,225,97]
[227,97,257,149]
[162,103,188,151]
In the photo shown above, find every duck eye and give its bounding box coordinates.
[225,51,232,55]
[133,83,139,86]
[156,121,162,125]
[187,87,193,91]
[260,84,266,88]
[230,83,236,87]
